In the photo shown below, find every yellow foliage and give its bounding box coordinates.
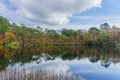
[3,31,18,44]
[0,45,3,50]
[4,50,15,59]
[5,31,16,39]
[100,30,106,33]
[7,41,19,49]
[0,41,3,44]
[100,30,108,37]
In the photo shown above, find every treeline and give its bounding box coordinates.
[0,16,120,48]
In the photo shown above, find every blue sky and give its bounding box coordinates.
[0,0,120,29]
[80,0,120,16]
[70,0,120,25]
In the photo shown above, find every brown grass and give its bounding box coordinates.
[0,68,82,80]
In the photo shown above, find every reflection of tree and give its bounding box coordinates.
[0,57,9,71]
[89,56,100,63]
[10,47,42,66]
[87,48,101,63]
[0,46,120,71]
[101,60,111,68]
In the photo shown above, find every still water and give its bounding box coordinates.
[0,46,120,80]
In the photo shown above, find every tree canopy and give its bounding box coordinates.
[0,16,11,32]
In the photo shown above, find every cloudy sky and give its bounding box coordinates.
[0,0,120,30]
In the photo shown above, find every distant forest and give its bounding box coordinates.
[0,16,120,49]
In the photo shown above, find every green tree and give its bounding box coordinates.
[45,29,60,44]
[77,30,84,42]
[100,23,110,30]
[88,27,99,34]
[0,16,11,32]
[61,29,79,45]
[61,29,78,37]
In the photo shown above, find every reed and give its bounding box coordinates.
[0,68,82,80]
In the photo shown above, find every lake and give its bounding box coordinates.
[0,46,120,80]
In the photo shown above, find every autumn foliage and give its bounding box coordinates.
[0,16,120,48]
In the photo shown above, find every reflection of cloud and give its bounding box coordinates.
[39,60,86,80]
[68,59,120,75]
[40,61,69,76]
[8,58,86,80]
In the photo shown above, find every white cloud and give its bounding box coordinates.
[0,0,102,26]
[70,15,120,29]
[72,15,120,23]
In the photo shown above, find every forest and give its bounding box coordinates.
[0,16,120,49]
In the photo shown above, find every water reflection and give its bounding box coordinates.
[0,46,120,80]
[0,46,120,71]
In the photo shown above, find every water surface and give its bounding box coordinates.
[0,47,120,80]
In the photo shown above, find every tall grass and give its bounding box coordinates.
[0,68,83,80]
